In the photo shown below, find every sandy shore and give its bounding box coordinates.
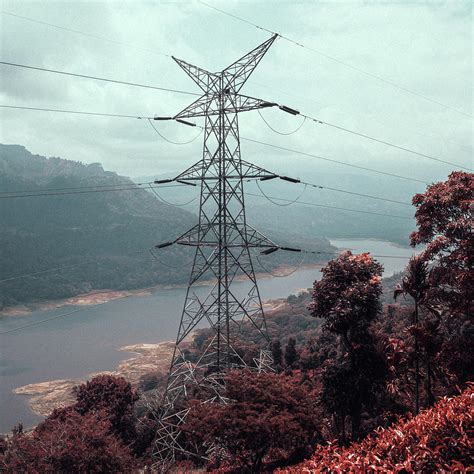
[13,340,177,418]
[11,298,289,422]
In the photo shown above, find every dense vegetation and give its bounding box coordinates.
[0,170,471,472]
[281,385,473,473]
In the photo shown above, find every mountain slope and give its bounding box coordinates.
[0,145,335,308]
[0,144,196,307]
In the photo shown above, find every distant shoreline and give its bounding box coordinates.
[0,262,323,318]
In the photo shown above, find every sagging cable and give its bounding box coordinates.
[148,183,198,207]
[148,118,202,145]
[256,180,307,207]
[258,108,306,135]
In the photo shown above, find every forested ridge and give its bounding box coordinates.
[0,144,335,308]
[1,170,471,472]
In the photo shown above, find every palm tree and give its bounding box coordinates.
[394,255,430,414]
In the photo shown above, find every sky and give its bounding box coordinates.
[0,0,472,184]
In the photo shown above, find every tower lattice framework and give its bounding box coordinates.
[153,34,279,463]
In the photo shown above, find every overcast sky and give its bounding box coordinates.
[0,0,472,183]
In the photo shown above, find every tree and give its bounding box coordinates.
[310,252,387,441]
[271,339,283,371]
[284,384,473,473]
[75,374,138,443]
[183,370,321,472]
[410,171,473,387]
[284,337,299,369]
[410,171,473,316]
[0,411,135,472]
[394,255,430,413]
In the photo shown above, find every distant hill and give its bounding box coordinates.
[0,145,334,308]
[0,144,197,308]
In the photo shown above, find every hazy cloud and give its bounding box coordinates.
[0,0,472,182]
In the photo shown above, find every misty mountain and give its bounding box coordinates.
[0,145,335,308]
[0,144,197,308]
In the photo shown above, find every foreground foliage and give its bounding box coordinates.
[183,370,322,472]
[0,375,137,472]
[280,384,473,473]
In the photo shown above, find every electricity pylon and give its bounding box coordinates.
[152,34,279,464]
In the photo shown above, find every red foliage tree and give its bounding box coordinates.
[75,374,138,443]
[280,384,474,473]
[394,255,431,413]
[309,251,383,346]
[0,411,135,472]
[309,252,387,442]
[410,171,473,316]
[183,370,322,472]
[410,171,473,386]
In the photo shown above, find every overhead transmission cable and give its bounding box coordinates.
[7,10,469,153]
[257,108,306,135]
[154,238,415,260]
[0,181,154,195]
[147,118,202,145]
[256,181,307,206]
[247,192,412,220]
[0,61,199,96]
[0,104,152,119]
[147,183,198,207]
[0,294,134,335]
[199,1,473,119]
[256,252,306,278]
[1,10,170,58]
[0,248,150,284]
[270,104,471,171]
[259,245,415,260]
[256,174,412,207]
[299,112,473,171]
[241,136,429,185]
[1,102,433,185]
[0,183,182,199]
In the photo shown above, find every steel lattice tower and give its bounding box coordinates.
[152,35,279,464]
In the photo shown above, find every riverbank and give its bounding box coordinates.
[0,263,323,318]
[10,298,288,424]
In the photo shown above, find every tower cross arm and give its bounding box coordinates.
[223,34,278,93]
[172,56,219,93]
[173,93,277,119]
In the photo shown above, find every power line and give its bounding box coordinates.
[0,104,152,119]
[0,183,181,199]
[0,181,153,195]
[271,246,414,260]
[257,108,306,135]
[0,294,133,334]
[241,136,430,185]
[1,10,170,58]
[0,248,150,284]
[300,112,473,171]
[247,192,413,220]
[199,1,473,119]
[0,61,200,96]
[148,118,203,145]
[2,102,433,184]
[259,176,412,206]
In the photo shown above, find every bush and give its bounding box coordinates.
[280,384,473,472]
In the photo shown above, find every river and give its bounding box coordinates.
[0,238,415,433]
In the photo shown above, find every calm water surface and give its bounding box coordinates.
[0,239,414,432]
